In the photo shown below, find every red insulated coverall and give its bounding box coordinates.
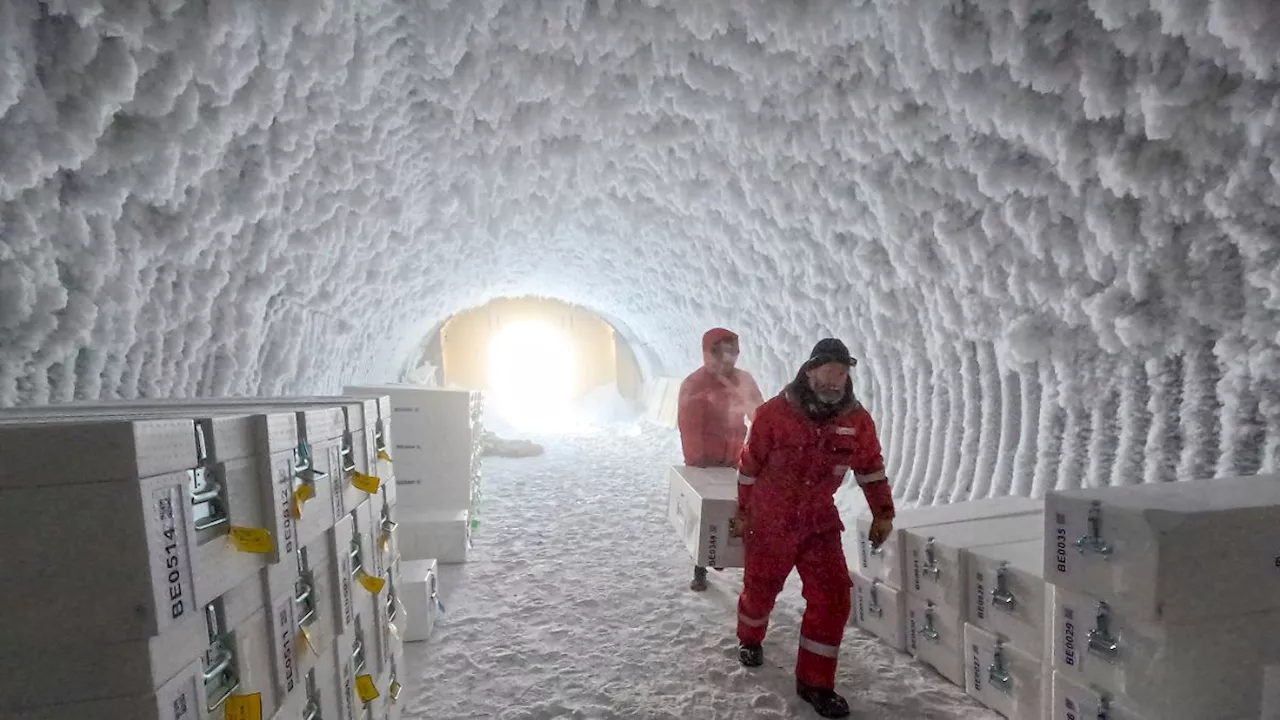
[677,328,764,467]
[735,389,895,690]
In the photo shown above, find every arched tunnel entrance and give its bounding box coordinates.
[416,297,646,431]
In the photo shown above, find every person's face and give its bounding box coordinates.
[807,362,848,404]
[711,339,739,375]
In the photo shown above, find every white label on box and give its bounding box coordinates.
[339,648,356,720]
[1055,675,1113,720]
[329,444,346,518]
[706,519,726,568]
[276,460,297,558]
[1049,510,1070,578]
[1048,507,1090,580]
[906,607,919,655]
[1060,693,1079,720]
[271,594,298,695]
[160,666,200,720]
[1057,600,1081,670]
[969,639,983,693]
[152,483,194,632]
[339,539,355,628]
[857,530,871,570]
[911,546,922,592]
[974,568,991,623]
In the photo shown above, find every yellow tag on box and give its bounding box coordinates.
[357,571,386,595]
[224,693,262,720]
[389,679,402,702]
[355,674,380,703]
[290,484,315,519]
[377,449,393,463]
[228,527,274,554]
[297,625,322,657]
[351,472,381,494]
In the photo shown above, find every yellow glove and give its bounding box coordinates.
[868,516,894,549]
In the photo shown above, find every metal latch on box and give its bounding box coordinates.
[202,601,240,712]
[294,440,327,486]
[1088,601,1120,662]
[302,669,321,720]
[991,562,1016,610]
[340,429,357,475]
[1076,501,1112,558]
[373,418,388,455]
[386,573,398,622]
[429,570,442,613]
[921,538,940,579]
[350,630,371,717]
[352,620,367,674]
[190,422,230,532]
[921,601,940,642]
[295,547,317,628]
[988,640,1013,693]
[381,502,398,537]
[867,580,884,618]
[350,529,365,580]
[388,657,402,702]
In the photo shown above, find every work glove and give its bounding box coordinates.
[868,516,893,549]
[729,508,748,538]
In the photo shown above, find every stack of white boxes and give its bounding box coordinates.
[960,530,1054,720]
[1041,475,1280,720]
[0,396,405,720]
[847,496,1043,666]
[847,476,1280,720]
[344,385,483,566]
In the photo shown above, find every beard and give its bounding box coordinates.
[814,387,845,405]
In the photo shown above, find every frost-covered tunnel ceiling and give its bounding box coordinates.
[2,1,1279,499]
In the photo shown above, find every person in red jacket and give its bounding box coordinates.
[733,338,895,719]
[677,327,764,592]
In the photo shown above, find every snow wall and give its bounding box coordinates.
[2,1,1279,502]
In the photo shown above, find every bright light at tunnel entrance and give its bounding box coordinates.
[486,319,578,433]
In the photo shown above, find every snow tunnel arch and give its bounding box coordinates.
[402,297,658,427]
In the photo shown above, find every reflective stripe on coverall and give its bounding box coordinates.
[735,391,895,690]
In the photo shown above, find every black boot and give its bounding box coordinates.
[796,681,850,719]
[738,643,763,667]
[690,565,708,592]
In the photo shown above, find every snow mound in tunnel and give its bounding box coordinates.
[1,1,1278,494]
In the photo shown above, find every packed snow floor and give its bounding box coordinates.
[400,422,1000,719]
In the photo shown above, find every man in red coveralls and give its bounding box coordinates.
[677,327,764,592]
[733,338,895,719]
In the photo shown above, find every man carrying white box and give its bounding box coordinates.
[733,339,896,719]
[676,327,764,592]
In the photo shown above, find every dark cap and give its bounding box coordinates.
[805,338,856,369]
